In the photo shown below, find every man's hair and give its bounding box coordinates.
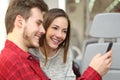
[5,0,48,34]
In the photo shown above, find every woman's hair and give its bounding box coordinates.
[5,0,48,34]
[39,8,71,64]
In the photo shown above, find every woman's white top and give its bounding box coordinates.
[29,48,76,80]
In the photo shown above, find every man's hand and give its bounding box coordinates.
[89,50,112,76]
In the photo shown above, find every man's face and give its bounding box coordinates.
[22,7,45,48]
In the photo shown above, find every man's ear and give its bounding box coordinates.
[14,15,25,28]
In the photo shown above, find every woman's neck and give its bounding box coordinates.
[40,45,58,57]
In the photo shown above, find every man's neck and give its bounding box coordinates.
[7,33,28,52]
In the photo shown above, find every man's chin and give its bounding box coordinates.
[30,43,39,48]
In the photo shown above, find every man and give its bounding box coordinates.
[0,0,49,80]
[0,0,112,80]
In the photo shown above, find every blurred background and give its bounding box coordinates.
[0,0,120,51]
[44,0,120,50]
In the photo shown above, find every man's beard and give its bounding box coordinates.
[23,27,36,48]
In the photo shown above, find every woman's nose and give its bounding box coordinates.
[56,31,62,38]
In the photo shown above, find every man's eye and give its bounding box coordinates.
[36,20,42,26]
[37,22,41,26]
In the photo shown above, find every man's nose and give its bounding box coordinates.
[39,25,45,34]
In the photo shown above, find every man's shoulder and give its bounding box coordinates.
[0,47,20,65]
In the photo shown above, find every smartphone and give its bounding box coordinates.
[106,42,113,52]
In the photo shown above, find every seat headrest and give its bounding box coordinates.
[89,13,120,38]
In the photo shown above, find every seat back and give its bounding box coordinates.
[81,43,120,79]
[81,13,120,80]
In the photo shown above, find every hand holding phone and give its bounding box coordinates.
[106,42,113,52]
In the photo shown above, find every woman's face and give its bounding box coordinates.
[45,17,68,50]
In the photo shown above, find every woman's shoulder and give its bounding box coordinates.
[29,48,39,56]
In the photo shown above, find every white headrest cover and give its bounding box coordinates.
[89,13,120,38]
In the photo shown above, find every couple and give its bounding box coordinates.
[0,0,112,80]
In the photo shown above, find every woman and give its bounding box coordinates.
[31,8,76,80]
[29,8,112,80]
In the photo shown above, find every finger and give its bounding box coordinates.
[106,59,112,68]
[106,57,112,64]
[107,61,112,67]
[95,53,102,57]
[104,49,112,58]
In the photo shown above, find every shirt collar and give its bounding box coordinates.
[5,39,31,59]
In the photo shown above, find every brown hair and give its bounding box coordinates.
[39,8,71,64]
[5,0,48,34]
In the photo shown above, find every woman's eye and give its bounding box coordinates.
[63,30,67,33]
[52,27,58,30]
